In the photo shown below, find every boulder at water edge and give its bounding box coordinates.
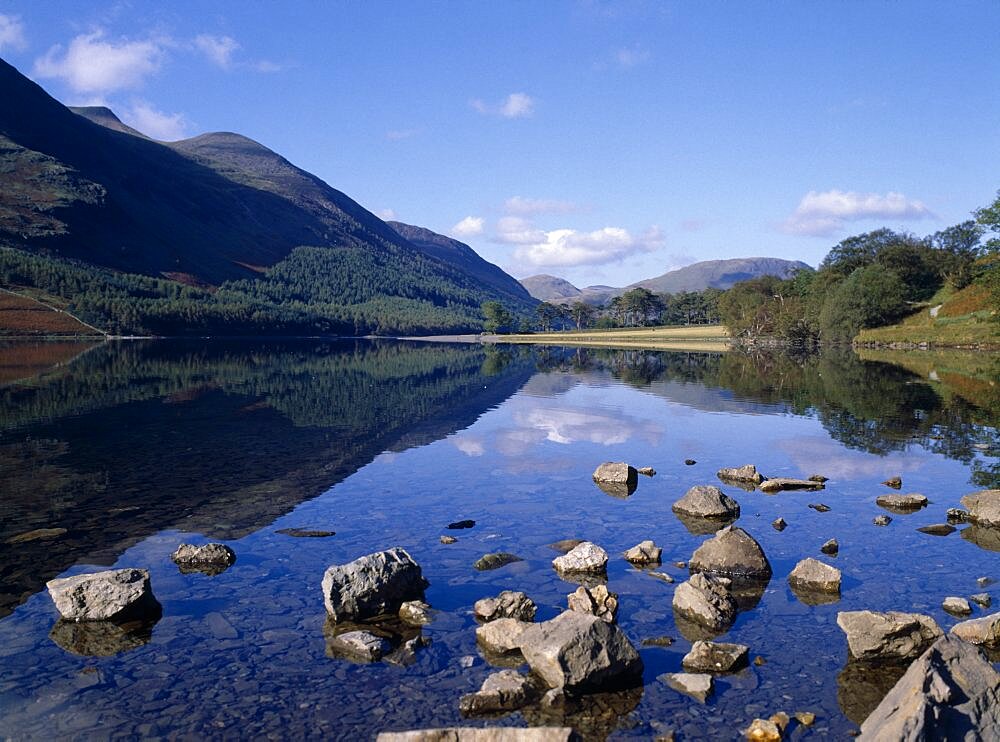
[689,526,772,580]
[47,568,160,622]
[322,547,428,622]
[837,610,942,661]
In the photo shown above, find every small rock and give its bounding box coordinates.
[745,718,782,741]
[674,561,687,569]
[661,672,713,703]
[592,462,638,486]
[623,540,662,565]
[685,459,697,466]
[642,636,675,647]
[672,573,737,631]
[46,569,160,622]
[808,503,831,513]
[276,528,335,538]
[875,493,928,511]
[821,538,839,555]
[978,577,995,588]
[947,508,970,523]
[399,600,432,624]
[689,525,772,580]
[547,539,584,553]
[648,571,674,583]
[951,612,1000,646]
[327,630,391,662]
[837,610,942,661]
[539,687,565,710]
[716,464,764,484]
[808,475,829,483]
[448,520,476,530]
[971,593,992,608]
[567,584,618,623]
[171,543,236,574]
[794,711,816,726]
[772,518,787,532]
[917,524,955,536]
[474,591,537,622]
[943,597,972,616]
[672,485,741,520]
[882,476,902,489]
[473,552,523,571]
[681,640,749,673]
[322,548,428,622]
[440,535,457,544]
[637,466,656,476]
[458,669,534,714]
[475,618,531,654]
[6,527,68,544]
[459,655,476,668]
[873,515,892,526]
[788,558,841,594]
[769,712,790,733]
[754,655,766,666]
[759,477,824,493]
[552,542,608,574]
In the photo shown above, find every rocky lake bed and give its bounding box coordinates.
[0,340,998,740]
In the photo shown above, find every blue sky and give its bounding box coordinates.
[2,1,998,287]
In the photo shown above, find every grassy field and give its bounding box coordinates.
[855,285,998,349]
[0,289,105,337]
[488,324,731,351]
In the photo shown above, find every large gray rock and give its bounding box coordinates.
[322,548,428,622]
[689,525,772,580]
[837,610,942,661]
[858,635,1000,741]
[951,612,1000,647]
[459,669,535,715]
[672,485,740,519]
[474,591,537,623]
[46,568,160,622]
[592,462,637,486]
[960,489,1000,526]
[171,543,236,575]
[476,618,532,654]
[716,464,763,484]
[377,728,577,741]
[567,585,618,624]
[552,542,608,574]
[681,640,749,673]
[517,611,642,692]
[672,572,737,631]
[875,493,928,512]
[788,558,841,594]
[758,477,824,493]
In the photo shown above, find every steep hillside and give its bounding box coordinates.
[0,58,534,334]
[519,274,582,302]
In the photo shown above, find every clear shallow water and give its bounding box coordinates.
[0,340,997,740]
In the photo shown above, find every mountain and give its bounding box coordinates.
[0,58,534,334]
[520,258,812,304]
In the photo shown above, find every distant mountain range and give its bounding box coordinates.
[0,57,532,334]
[521,257,812,304]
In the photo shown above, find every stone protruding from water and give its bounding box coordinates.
[758,477,824,493]
[857,635,1000,741]
[672,485,741,520]
[552,542,608,574]
[951,612,1000,647]
[399,600,432,625]
[943,597,972,616]
[321,547,428,622]
[476,618,531,655]
[960,489,1000,526]
[474,552,523,571]
[46,568,160,622]
[171,543,236,574]
[788,558,841,594]
[821,538,839,555]
[592,462,638,487]
[875,493,928,512]
[672,573,737,631]
[689,525,772,580]
[882,476,903,489]
[623,540,662,565]
[567,585,618,624]
[716,464,764,484]
[837,610,942,661]
[517,611,643,693]
[681,640,749,673]
[458,669,536,715]
[474,591,536,623]
[326,630,392,663]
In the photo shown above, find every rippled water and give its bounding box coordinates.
[0,340,997,739]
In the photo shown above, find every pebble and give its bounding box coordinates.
[971,593,992,608]
[917,524,955,536]
[873,515,892,526]
[447,520,475,530]
[820,538,839,555]
[942,597,972,616]
[685,459,697,465]
[439,535,457,544]
[795,711,816,726]
[772,518,787,532]
[808,503,831,512]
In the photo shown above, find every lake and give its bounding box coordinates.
[0,339,998,739]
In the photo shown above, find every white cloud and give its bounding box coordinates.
[33,30,166,93]
[494,216,547,245]
[452,216,485,237]
[508,224,664,268]
[471,92,535,118]
[505,196,578,216]
[122,101,188,141]
[194,34,239,69]
[781,189,933,237]
[0,14,27,52]
[376,208,397,221]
